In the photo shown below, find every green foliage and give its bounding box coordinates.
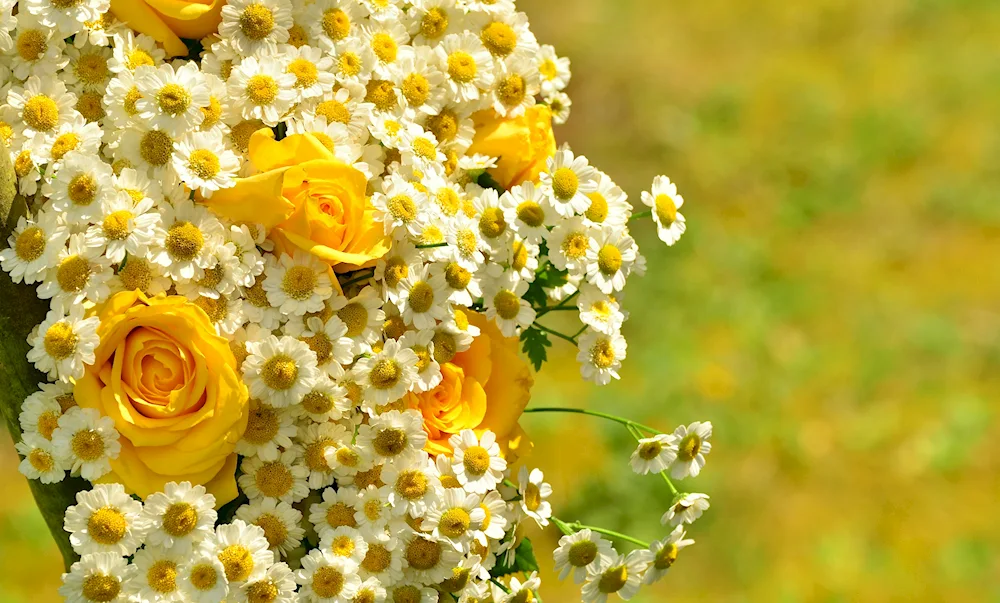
[520,326,552,372]
[491,538,541,578]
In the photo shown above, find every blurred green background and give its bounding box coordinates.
[3,0,1000,601]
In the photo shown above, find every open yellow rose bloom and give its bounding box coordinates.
[110,0,224,57]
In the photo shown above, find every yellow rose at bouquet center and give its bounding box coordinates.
[110,0,224,58]
[75,291,249,506]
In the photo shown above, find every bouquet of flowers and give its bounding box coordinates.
[0,0,712,601]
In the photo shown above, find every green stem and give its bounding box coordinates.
[630,209,652,221]
[553,516,650,548]
[339,269,375,288]
[415,242,448,249]
[523,407,661,435]
[490,578,511,594]
[535,290,579,317]
[531,322,578,345]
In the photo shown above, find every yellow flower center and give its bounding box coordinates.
[523,482,542,512]
[219,59,234,81]
[355,589,377,603]
[654,193,677,226]
[440,474,462,489]
[51,0,82,9]
[517,201,545,228]
[420,8,449,40]
[139,129,173,166]
[281,265,317,300]
[24,96,59,132]
[51,133,80,161]
[338,302,368,337]
[37,410,61,440]
[246,75,278,105]
[481,22,517,57]
[56,393,77,413]
[218,544,254,582]
[162,502,198,537]
[74,53,108,86]
[372,427,407,456]
[157,83,191,116]
[382,316,407,340]
[568,540,598,567]
[426,110,458,143]
[511,240,530,271]
[29,448,55,471]
[68,174,98,206]
[87,506,126,544]
[361,544,391,573]
[188,149,221,179]
[493,290,520,320]
[312,566,345,598]
[322,9,350,41]
[81,574,120,603]
[405,538,441,570]
[102,210,132,241]
[124,87,142,116]
[118,257,153,293]
[431,331,457,364]
[439,508,471,539]
[401,73,431,106]
[326,502,357,529]
[246,579,279,603]
[598,565,628,594]
[444,262,471,291]
[56,255,91,293]
[189,564,219,591]
[15,227,46,262]
[288,58,319,88]
[255,513,288,549]
[586,192,609,223]
[245,277,270,308]
[200,97,223,129]
[597,244,622,275]
[231,119,266,153]
[371,33,397,64]
[305,439,334,472]
[329,534,355,557]
[496,74,526,108]
[677,434,702,461]
[255,461,294,498]
[338,52,362,77]
[408,281,435,313]
[287,23,308,47]
[654,543,679,570]
[240,3,275,41]
[447,51,477,83]
[551,167,579,201]
[561,231,589,260]
[413,137,437,160]
[638,440,663,460]
[80,90,108,122]
[197,264,225,289]
[387,194,417,223]
[0,121,12,146]
[383,256,408,289]
[392,585,422,603]
[302,390,334,414]
[509,589,535,603]
[316,100,351,124]
[112,159,133,175]
[261,354,298,390]
[479,207,507,240]
[540,59,558,81]
[14,151,34,178]
[302,332,333,365]
[462,445,491,476]
[16,30,47,61]
[125,48,154,71]
[590,338,616,369]
[165,220,204,261]
[395,469,429,500]
[147,559,178,594]
[365,79,397,112]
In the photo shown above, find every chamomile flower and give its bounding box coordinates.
[629,433,679,475]
[483,274,534,337]
[398,329,443,392]
[297,549,362,603]
[45,151,115,224]
[229,56,297,126]
[299,421,353,489]
[585,228,637,294]
[210,520,275,585]
[353,340,420,406]
[553,529,616,584]
[640,175,687,246]
[236,562,298,603]
[581,551,652,603]
[517,467,552,528]
[16,432,66,483]
[394,46,446,116]
[537,44,571,96]
[239,446,311,504]
[63,483,143,556]
[319,526,368,565]
[577,329,627,386]
[236,498,306,558]
[423,488,485,550]
[178,554,229,603]
[546,217,593,273]
[29,114,103,167]
[138,481,218,554]
[59,552,136,603]
[284,44,335,101]
[364,19,411,79]
[490,56,540,118]
[173,132,241,196]
[668,421,713,479]
[505,181,550,241]
[88,192,160,264]
[8,76,77,140]
[220,0,293,56]
[135,62,209,135]
[546,90,572,123]
[23,0,107,37]
[437,32,494,103]
[373,176,428,237]
[129,546,187,603]
[407,0,460,45]
[306,0,366,54]
[242,275,284,330]
[149,199,225,281]
[310,487,363,538]
[539,150,599,218]
[360,0,403,22]
[0,210,68,285]
[332,286,387,351]
[450,430,506,494]
[643,527,695,585]
[27,304,100,383]
[236,399,298,462]
[107,254,172,297]
[9,15,68,81]
[264,251,335,316]
[381,455,442,518]
[663,491,712,530]
[353,577,388,603]
[401,531,463,584]
[113,166,161,206]
[243,335,321,407]
[298,376,352,421]
[109,31,165,75]
[397,264,450,329]
[357,409,428,464]
[576,285,625,335]
[358,530,405,584]
[472,10,538,61]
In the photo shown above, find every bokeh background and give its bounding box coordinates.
[3,0,1000,601]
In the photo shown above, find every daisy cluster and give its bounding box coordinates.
[1,0,703,601]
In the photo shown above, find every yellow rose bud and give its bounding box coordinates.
[201,129,391,272]
[110,0,224,58]
[74,291,249,506]
[407,312,534,459]
[468,105,557,190]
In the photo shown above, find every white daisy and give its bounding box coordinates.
[109,31,165,75]
[235,562,298,603]
[23,0,107,37]
[353,577,387,603]
[149,199,225,281]
[29,114,103,167]
[668,421,713,479]
[629,433,679,475]
[539,149,599,218]
[45,151,115,224]
[263,251,335,316]
[219,0,293,57]
[643,526,695,585]
[135,62,210,135]
[296,549,361,603]
[7,76,77,140]
[406,0,460,46]
[640,175,687,246]
[319,526,368,565]
[309,487,363,538]
[394,46,445,116]
[15,432,66,483]
[107,254,172,297]
[576,285,625,336]
[0,210,68,285]
[239,446,311,504]
[128,546,187,603]
[210,520,275,585]
[177,553,229,603]
[59,552,136,603]
[585,227,637,294]
[236,398,298,461]
[353,340,420,406]
[138,481,218,554]
[244,335,321,407]
[577,329,627,386]
[397,264,449,330]
[582,551,652,603]
[553,528,616,584]
[436,32,494,103]
[229,55,297,126]
[285,44,336,101]
[423,488,485,550]
[537,44,572,96]
[9,14,69,81]
[306,0,367,55]
[27,304,100,383]
[517,466,552,528]
[236,498,306,558]
[63,483,144,556]
[356,409,428,464]
[450,429,506,494]
[483,273,534,337]
[661,492,711,527]
[490,56,540,118]
[173,131,241,196]
[398,329,443,392]
[298,421,353,489]
[472,10,538,61]
[298,375,352,421]
[401,531,462,584]
[545,216,594,273]
[87,192,160,264]
[364,19,411,79]
[381,454,442,518]
[547,90,573,125]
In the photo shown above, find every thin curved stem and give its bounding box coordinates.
[415,242,448,249]
[339,269,375,288]
[553,516,650,548]
[531,322,579,345]
[535,290,579,317]
[523,407,661,435]
[630,209,652,221]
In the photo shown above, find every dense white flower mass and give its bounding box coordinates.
[1,0,712,600]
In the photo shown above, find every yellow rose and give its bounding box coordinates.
[75,291,249,506]
[468,105,557,190]
[203,129,391,272]
[407,312,534,457]
[110,0,224,58]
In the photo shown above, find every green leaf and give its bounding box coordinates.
[492,538,541,578]
[520,326,551,371]
[477,171,507,193]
